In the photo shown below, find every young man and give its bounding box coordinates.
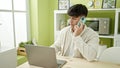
[51,4,99,61]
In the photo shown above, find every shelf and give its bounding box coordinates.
[54,8,120,14]
[88,9,116,11]
[54,9,120,14]
[99,35,114,38]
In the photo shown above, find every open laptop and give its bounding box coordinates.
[25,45,67,68]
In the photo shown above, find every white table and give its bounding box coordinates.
[17,56,120,68]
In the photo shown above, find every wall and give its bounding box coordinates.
[29,0,58,46]
[49,0,58,45]
[29,0,51,46]
[29,0,39,43]
[37,0,50,45]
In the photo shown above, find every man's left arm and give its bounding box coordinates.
[73,34,99,61]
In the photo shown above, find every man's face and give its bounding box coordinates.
[69,16,81,29]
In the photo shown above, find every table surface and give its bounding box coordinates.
[17,56,120,68]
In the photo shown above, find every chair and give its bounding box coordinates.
[98,47,120,64]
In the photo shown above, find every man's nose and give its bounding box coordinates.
[69,19,73,23]
[70,20,74,25]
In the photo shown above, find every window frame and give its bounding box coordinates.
[0,0,30,47]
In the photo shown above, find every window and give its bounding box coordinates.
[0,0,12,10]
[0,0,29,48]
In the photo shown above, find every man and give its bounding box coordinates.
[51,4,99,61]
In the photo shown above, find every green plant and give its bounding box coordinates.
[19,41,33,48]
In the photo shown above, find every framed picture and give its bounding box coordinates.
[58,0,70,10]
[102,0,116,9]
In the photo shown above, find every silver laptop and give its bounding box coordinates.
[25,45,67,68]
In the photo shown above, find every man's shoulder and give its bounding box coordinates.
[60,26,70,33]
[85,27,99,36]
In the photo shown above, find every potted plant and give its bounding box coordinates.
[17,41,33,56]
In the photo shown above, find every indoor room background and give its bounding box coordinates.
[29,0,120,47]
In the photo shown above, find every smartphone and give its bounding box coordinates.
[77,17,86,27]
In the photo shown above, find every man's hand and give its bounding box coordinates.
[73,23,84,37]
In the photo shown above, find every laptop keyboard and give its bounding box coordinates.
[57,59,67,68]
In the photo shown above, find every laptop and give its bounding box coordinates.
[25,45,67,68]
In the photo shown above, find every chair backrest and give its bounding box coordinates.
[96,45,107,59]
[98,47,120,64]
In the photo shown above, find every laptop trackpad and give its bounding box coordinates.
[57,59,67,68]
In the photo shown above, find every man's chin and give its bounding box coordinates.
[70,25,73,28]
[70,25,74,29]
